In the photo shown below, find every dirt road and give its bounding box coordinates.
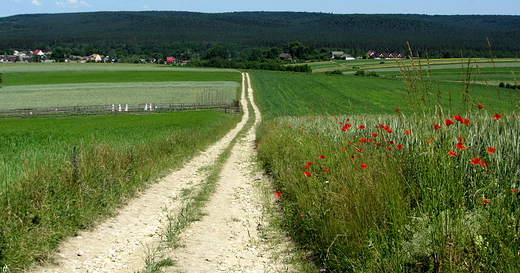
[32,73,297,272]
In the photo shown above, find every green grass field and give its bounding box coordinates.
[252,59,520,271]
[250,70,518,118]
[2,60,520,271]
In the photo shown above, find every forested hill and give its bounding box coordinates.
[1,11,519,58]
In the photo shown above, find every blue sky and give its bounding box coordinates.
[3,0,519,18]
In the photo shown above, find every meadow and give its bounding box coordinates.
[0,63,243,270]
[251,59,520,271]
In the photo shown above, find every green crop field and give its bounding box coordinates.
[0,63,242,109]
[0,82,239,108]
[250,69,518,118]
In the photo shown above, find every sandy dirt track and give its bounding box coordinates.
[30,73,297,273]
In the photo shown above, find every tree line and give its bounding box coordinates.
[1,11,519,66]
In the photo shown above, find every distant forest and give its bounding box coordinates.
[1,11,519,62]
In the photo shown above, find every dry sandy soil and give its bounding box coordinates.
[30,73,299,273]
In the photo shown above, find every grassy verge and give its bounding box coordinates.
[0,111,241,270]
[256,112,520,271]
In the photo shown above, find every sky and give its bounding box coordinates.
[2,0,520,18]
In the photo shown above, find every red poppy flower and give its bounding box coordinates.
[322,168,330,172]
[396,144,403,149]
[341,124,352,131]
[359,125,365,129]
[318,155,325,159]
[388,141,394,144]
[483,199,490,204]
[455,143,466,150]
[395,109,400,112]
[470,157,481,165]
[375,143,382,146]
[433,124,442,130]
[494,113,502,120]
[303,171,312,177]
[386,146,392,150]
[372,133,378,137]
[486,147,495,154]
[478,105,484,109]
[360,137,367,142]
[360,163,367,169]
[404,130,411,135]
[461,119,470,125]
[511,189,519,193]
[445,119,454,126]
[383,125,390,130]
[480,161,489,167]
[274,191,282,198]
[303,166,309,169]
[307,162,313,166]
[457,136,464,142]
[356,149,363,153]
[386,129,393,133]
[448,150,459,157]
[341,147,346,151]
[454,114,462,121]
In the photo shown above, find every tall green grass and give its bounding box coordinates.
[253,59,520,271]
[256,112,520,271]
[0,111,241,270]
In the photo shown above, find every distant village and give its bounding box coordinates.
[0,49,406,63]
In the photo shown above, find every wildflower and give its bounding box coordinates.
[455,143,466,150]
[322,168,330,172]
[375,143,382,146]
[404,130,411,135]
[483,199,490,204]
[372,133,378,137]
[454,114,462,122]
[445,119,454,126]
[388,141,394,144]
[494,113,502,120]
[303,166,309,169]
[478,105,484,109]
[470,157,481,165]
[433,124,442,130]
[303,171,312,177]
[448,150,459,157]
[360,163,367,169]
[511,189,519,193]
[356,149,363,153]
[274,191,282,198]
[457,136,464,142]
[360,137,367,142]
[486,147,495,154]
[359,125,365,129]
[480,160,489,167]
[396,144,403,149]
[386,129,393,133]
[461,118,470,125]
[306,162,313,166]
[318,155,325,159]
[395,109,400,112]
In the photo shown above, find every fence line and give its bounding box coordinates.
[0,101,241,117]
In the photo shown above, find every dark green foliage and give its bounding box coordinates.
[0,12,519,60]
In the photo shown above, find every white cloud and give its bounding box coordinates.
[55,0,92,8]
[32,0,43,6]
